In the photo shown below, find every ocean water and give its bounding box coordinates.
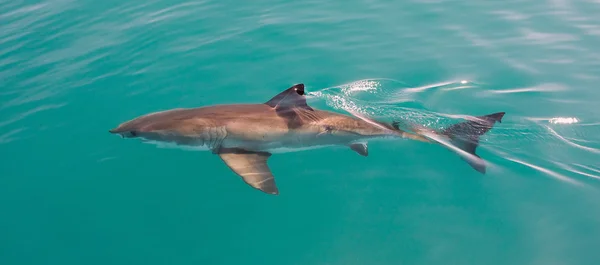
[2,0,600,264]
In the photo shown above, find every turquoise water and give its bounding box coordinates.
[2,0,600,264]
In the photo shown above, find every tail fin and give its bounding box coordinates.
[439,112,505,173]
[394,112,505,174]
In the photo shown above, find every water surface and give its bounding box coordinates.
[2,0,600,264]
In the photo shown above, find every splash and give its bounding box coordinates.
[549,117,579,124]
[308,78,482,130]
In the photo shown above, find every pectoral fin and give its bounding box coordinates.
[217,148,279,195]
[349,143,368,157]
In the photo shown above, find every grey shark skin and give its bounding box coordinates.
[109,84,505,195]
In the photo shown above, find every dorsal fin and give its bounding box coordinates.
[265,83,313,111]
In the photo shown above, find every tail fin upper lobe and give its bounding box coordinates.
[395,112,505,174]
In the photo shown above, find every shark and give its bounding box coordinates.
[109,83,505,195]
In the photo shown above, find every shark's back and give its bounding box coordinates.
[109,103,284,134]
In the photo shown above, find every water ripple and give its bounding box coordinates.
[504,156,584,186]
[544,125,600,154]
[312,77,600,188]
[1,0,600,263]
[0,103,66,128]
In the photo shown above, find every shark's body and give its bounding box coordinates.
[110,84,505,195]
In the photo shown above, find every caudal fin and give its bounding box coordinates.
[395,112,505,174]
[439,112,505,173]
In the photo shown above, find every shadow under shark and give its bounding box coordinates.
[109,84,504,195]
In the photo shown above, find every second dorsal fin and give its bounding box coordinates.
[264,83,313,111]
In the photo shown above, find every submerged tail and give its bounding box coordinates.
[392,112,505,174]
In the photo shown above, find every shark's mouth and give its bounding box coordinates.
[112,131,138,138]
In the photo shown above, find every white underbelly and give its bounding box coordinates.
[137,130,371,154]
[141,139,332,154]
[266,144,333,153]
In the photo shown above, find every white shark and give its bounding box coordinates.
[109,84,505,195]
